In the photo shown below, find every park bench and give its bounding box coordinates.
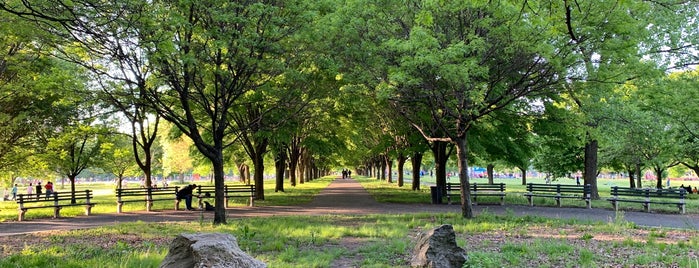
[115,186,179,213]
[445,183,506,205]
[524,183,591,209]
[16,190,95,222]
[607,186,686,214]
[193,184,256,209]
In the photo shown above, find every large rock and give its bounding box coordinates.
[160,233,266,268]
[410,224,468,268]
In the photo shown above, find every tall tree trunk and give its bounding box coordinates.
[386,156,393,183]
[635,163,642,188]
[487,163,494,184]
[455,136,473,219]
[519,166,526,185]
[411,151,423,191]
[397,153,406,187]
[380,157,386,181]
[655,166,663,189]
[583,138,600,199]
[274,148,286,192]
[431,141,448,194]
[212,151,226,224]
[627,168,636,188]
[287,140,301,187]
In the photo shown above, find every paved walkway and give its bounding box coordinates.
[1,178,698,237]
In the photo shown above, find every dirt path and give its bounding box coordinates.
[1,178,698,237]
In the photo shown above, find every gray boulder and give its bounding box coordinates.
[410,224,468,268]
[160,233,266,268]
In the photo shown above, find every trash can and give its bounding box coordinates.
[430,186,442,204]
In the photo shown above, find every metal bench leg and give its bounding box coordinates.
[527,196,534,206]
[249,196,254,207]
[555,196,561,207]
[85,204,93,216]
[147,201,153,212]
[117,202,123,214]
[225,197,230,209]
[643,202,650,213]
[680,203,686,214]
[499,196,504,206]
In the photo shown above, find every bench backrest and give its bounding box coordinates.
[446,183,505,192]
[17,190,93,208]
[610,186,686,198]
[116,186,180,197]
[527,183,591,195]
[196,185,256,197]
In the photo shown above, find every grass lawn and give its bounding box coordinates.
[359,176,699,214]
[0,177,333,222]
[0,212,698,267]
[1,175,698,267]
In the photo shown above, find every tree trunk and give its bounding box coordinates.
[411,151,423,191]
[655,166,663,189]
[397,153,406,187]
[519,167,526,185]
[455,136,473,219]
[431,141,448,195]
[211,151,227,224]
[627,169,636,188]
[583,138,600,199]
[69,175,77,204]
[635,163,642,188]
[386,156,393,183]
[274,149,286,192]
[487,163,494,184]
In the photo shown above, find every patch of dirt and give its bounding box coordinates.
[329,237,370,268]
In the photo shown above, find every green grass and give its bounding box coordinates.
[0,177,334,222]
[1,212,698,267]
[2,176,699,267]
[357,176,699,214]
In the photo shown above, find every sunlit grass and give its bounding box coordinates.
[1,212,698,267]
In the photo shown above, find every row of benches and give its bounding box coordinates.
[444,183,687,214]
[15,184,255,221]
[14,183,689,221]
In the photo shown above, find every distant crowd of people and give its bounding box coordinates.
[2,181,54,201]
[341,169,352,179]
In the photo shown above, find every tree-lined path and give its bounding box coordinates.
[1,178,698,237]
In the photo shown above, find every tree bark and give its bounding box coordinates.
[411,151,423,190]
[455,136,473,219]
[635,163,642,188]
[519,166,526,185]
[487,163,494,184]
[654,166,663,189]
[386,156,393,183]
[583,138,600,199]
[627,169,636,188]
[274,148,286,192]
[397,153,406,187]
[431,141,448,195]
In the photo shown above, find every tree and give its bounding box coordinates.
[376,2,563,218]
[100,134,139,189]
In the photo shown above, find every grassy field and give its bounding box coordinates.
[0,178,333,222]
[359,175,699,214]
[1,175,698,267]
[1,209,698,267]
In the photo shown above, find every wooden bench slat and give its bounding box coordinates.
[525,183,591,209]
[607,186,686,214]
[16,190,95,221]
[445,183,506,205]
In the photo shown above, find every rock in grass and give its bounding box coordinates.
[160,233,266,268]
[410,224,468,268]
